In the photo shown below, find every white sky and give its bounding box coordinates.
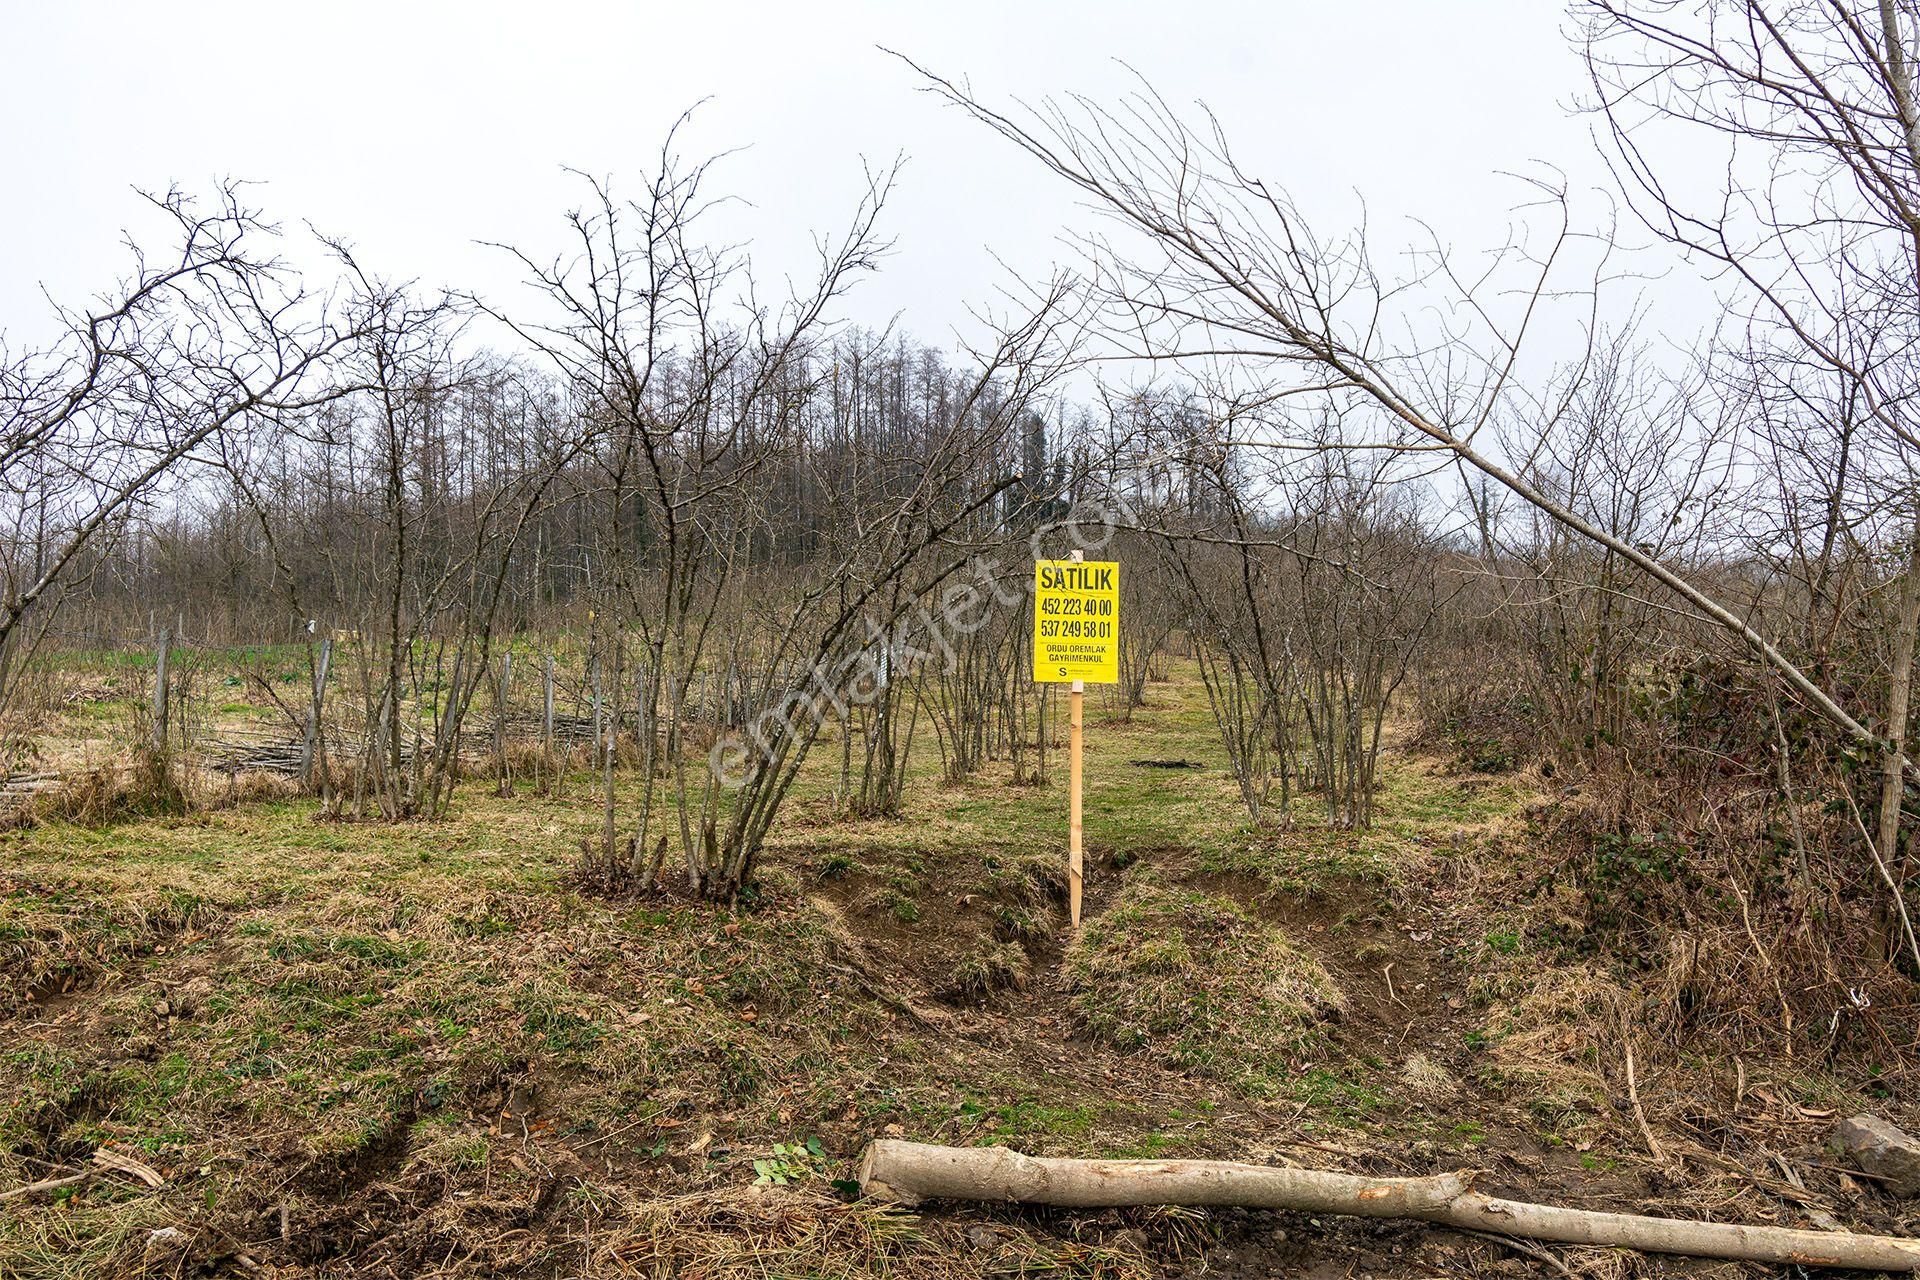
[2,1,1710,361]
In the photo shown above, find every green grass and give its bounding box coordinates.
[1197,829,1405,898]
[1375,760,1533,836]
[1290,1067,1390,1122]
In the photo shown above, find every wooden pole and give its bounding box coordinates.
[542,654,555,759]
[151,627,171,757]
[590,655,603,757]
[494,650,512,794]
[1068,549,1084,929]
[1069,685,1083,926]
[301,637,332,787]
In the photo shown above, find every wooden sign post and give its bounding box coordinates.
[1033,551,1120,928]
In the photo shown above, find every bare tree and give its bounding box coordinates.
[1579,0,1920,945]
[899,51,1895,765]
[0,186,356,716]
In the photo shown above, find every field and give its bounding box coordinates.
[1,660,1914,1278]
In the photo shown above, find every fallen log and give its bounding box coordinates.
[857,1140,1920,1272]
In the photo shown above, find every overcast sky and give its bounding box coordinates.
[2,1,1698,360]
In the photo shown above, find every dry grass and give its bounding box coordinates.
[0,878,221,1015]
[0,1189,179,1280]
[585,1185,1153,1279]
[1474,963,1619,1087]
[941,941,1032,1001]
[1396,1052,1458,1104]
[1065,880,1344,1094]
[205,768,298,810]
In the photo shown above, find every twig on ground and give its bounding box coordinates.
[1623,1038,1669,1166]
[0,1146,167,1204]
[1458,1227,1578,1278]
[92,1145,165,1187]
[0,1169,92,1203]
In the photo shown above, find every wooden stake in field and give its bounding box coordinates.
[1033,552,1120,929]
[300,636,332,788]
[150,627,171,758]
[1069,656,1083,926]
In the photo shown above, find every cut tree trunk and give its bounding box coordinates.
[857,1141,1920,1272]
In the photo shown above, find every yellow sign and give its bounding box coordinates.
[1033,560,1120,684]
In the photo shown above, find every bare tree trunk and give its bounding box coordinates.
[541,652,555,793]
[1880,509,1920,941]
[301,636,332,794]
[493,650,512,797]
[150,627,171,759]
[858,1142,1920,1272]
